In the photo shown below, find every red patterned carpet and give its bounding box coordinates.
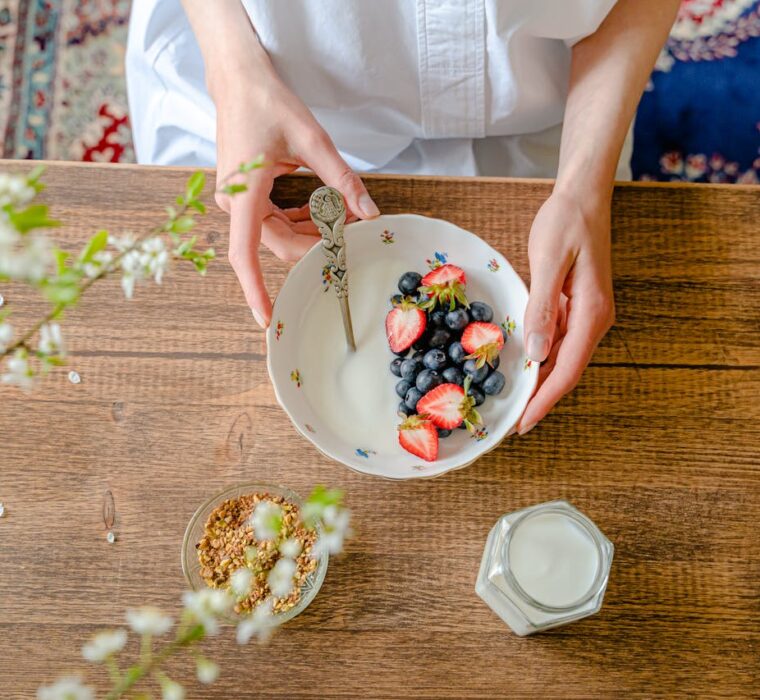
[0,0,133,162]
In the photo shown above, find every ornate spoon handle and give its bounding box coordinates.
[309,186,356,351]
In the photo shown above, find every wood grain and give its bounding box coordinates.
[0,161,758,699]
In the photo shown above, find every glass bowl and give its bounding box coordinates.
[181,482,329,626]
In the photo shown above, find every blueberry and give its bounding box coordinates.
[463,359,489,384]
[398,401,409,416]
[404,387,423,412]
[395,379,412,399]
[482,370,506,395]
[390,357,403,377]
[448,341,467,365]
[437,428,452,438]
[390,293,404,306]
[470,301,493,322]
[430,310,447,328]
[400,357,422,381]
[489,355,500,372]
[442,366,465,386]
[416,369,442,393]
[428,329,451,349]
[398,271,422,295]
[469,385,486,406]
[422,349,447,371]
[445,308,469,331]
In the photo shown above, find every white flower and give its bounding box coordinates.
[181,589,232,636]
[236,598,274,644]
[140,236,169,284]
[0,173,36,208]
[229,567,253,598]
[82,250,113,279]
[0,220,20,246]
[0,233,51,281]
[108,233,135,252]
[120,248,143,299]
[37,676,94,700]
[38,323,65,357]
[2,350,34,390]
[195,657,220,684]
[279,536,302,559]
[0,322,13,354]
[267,557,297,598]
[312,506,351,557]
[126,606,173,635]
[249,501,283,541]
[81,629,127,662]
[160,677,185,700]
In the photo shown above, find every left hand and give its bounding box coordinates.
[517,189,616,434]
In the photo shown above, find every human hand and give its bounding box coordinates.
[212,58,379,328]
[517,190,615,434]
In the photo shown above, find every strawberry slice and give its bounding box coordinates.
[419,264,468,312]
[417,381,482,431]
[462,322,505,369]
[421,264,466,288]
[385,298,426,353]
[398,415,439,461]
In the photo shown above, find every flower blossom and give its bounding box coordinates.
[126,606,173,635]
[81,629,127,662]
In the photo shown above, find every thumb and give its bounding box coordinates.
[300,128,380,219]
[523,252,570,363]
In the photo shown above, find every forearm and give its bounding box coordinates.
[556,0,679,202]
[180,0,272,99]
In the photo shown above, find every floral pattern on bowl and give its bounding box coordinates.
[266,214,538,480]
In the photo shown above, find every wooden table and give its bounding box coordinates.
[1,161,758,698]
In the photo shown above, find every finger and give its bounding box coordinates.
[517,299,606,434]
[523,246,573,363]
[298,129,380,219]
[269,208,319,236]
[261,215,320,263]
[228,176,274,328]
[281,203,311,222]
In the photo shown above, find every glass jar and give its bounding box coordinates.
[475,500,613,636]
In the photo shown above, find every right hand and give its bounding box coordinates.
[212,56,380,328]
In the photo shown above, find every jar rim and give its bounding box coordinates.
[500,502,610,614]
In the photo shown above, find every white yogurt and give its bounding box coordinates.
[299,257,410,456]
[475,501,613,635]
[508,511,600,608]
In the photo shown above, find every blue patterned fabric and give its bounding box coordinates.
[633,0,760,183]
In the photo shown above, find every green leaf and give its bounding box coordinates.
[172,215,195,233]
[165,205,177,220]
[222,183,248,195]
[42,283,80,305]
[53,248,69,275]
[79,229,108,263]
[123,666,143,684]
[176,195,185,206]
[185,171,206,201]
[182,624,206,643]
[188,199,207,214]
[306,485,344,509]
[26,164,46,183]
[7,204,60,233]
[238,155,264,173]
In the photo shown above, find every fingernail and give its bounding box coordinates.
[518,422,536,436]
[526,332,549,362]
[358,194,380,218]
[251,308,266,328]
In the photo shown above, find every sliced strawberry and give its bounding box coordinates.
[419,264,469,312]
[421,264,466,288]
[385,299,426,353]
[417,383,466,430]
[417,382,483,431]
[398,415,439,461]
[462,321,505,368]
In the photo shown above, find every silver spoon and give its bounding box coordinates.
[309,186,356,351]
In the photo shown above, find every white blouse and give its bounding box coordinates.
[126,0,631,178]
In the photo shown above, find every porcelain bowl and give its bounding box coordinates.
[266,214,538,480]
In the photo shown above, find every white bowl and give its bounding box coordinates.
[266,214,538,480]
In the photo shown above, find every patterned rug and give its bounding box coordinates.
[0,0,133,161]
[1,0,758,183]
